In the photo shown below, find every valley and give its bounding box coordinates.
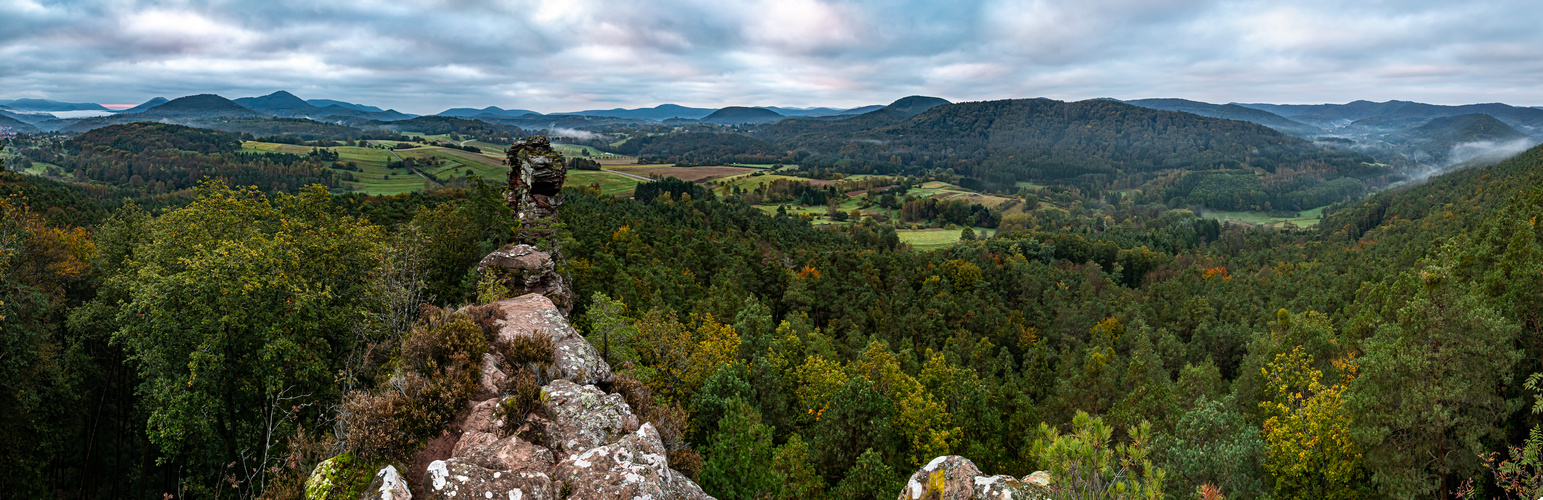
[5,90,1543,500]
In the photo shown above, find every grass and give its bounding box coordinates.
[569,170,643,197]
[1015,181,1049,190]
[896,227,996,251]
[1201,205,1328,228]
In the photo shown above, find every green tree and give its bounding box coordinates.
[1032,410,1165,500]
[1349,259,1523,499]
[1155,396,1267,500]
[582,291,637,365]
[111,182,383,495]
[701,399,779,500]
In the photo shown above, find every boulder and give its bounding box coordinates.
[361,465,411,500]
[478,245,574,315]
[306,453,378,500]
[900,456,981,500]
[539,379,640,459]
[453,431,555,473]
[898,456,1051,500]
[487,294,611,385]
[552,423,711,500]
[421,458,556,500]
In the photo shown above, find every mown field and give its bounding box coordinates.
[1201,205,1327,228]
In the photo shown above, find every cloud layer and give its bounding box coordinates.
[2,0,1539,114]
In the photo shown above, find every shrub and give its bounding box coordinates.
[502,333,555,366]
[496,372,546,436]
[402,312,488,373]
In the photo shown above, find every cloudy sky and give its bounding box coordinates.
[2,0,1539,114]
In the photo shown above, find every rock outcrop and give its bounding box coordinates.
[308,291,709,500]
[506,136,566,248]
[898,456,1051,500]
[477,244,574,315]
[483,294,608,384]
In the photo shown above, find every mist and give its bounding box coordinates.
[1412,137,1537,182]
[546,127,597,140]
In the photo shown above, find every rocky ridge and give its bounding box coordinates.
[307,291,711,500]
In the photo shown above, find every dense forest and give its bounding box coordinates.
[5,127,1543,500]
[13,123,343,193]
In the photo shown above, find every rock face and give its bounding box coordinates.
[312,289,708,499]
[506,135,565,248]
[898,456,1051,500]
[421,459,557,500]
[477,244,574,316]
[362,465,411,500]
[552,424,710,500]
[539,379,641,459]
[485,294,609,385]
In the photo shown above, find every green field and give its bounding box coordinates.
[1201,205,1326,228]
[569,170,644,197]
[244,141,436,195]
[896,227,995,251]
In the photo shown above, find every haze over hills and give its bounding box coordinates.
[1123,98,1322,137]
[437,106,543,119]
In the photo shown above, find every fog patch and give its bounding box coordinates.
[547,127,596,140]
[1411,137,1537,182]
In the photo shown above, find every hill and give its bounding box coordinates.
[1125,98,1322,137]
[307,99,383,112]
[234,91,315,114]
[879,95,950,118]
[1237,100,1543,135]
[699,106,784,125]
[569,104,715,120]
[117,97,170,113]
[0,98,109,112]
[0,113,39,134]
[438,106,542,119]
[1384,113,1532,164]
[140,94,265,118]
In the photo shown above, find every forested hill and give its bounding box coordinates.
[18,122,342,193]
[761,98,1384,199]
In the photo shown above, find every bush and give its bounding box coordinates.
[501,333,554,366]
[402,312,488,373]
[496,373,546,436]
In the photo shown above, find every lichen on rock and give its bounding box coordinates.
[898,456,1051,500]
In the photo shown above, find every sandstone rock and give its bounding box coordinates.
[477,353,509,401]
[898,456,1051,500]
[552,423,712,500]
[505,136,566,248]
[421,458,556,500]
[463,398,506,435]
[477,245,574,315]
[540,379,640,459]
[970,474,1052,500]
[453,431,555,473]
[488,294,611,385]
[361,465,411,500]
[900,456,981,500]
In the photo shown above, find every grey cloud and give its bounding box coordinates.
[1,0,1541,113]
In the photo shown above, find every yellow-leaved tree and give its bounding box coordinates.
[1259,346,1364,499]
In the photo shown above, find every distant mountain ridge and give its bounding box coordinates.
[0,99,109,112]
[1234,100,1543,135]
[233,91,414,121]
[118,97,170,114]
[1123,98,1322,137]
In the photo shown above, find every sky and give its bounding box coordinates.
[2,0,1540,115]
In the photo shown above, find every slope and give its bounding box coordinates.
[1125,98,1322,137]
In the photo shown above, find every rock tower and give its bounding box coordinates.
[506,136,566,248]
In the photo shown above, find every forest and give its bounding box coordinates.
[3,126,1543,500]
